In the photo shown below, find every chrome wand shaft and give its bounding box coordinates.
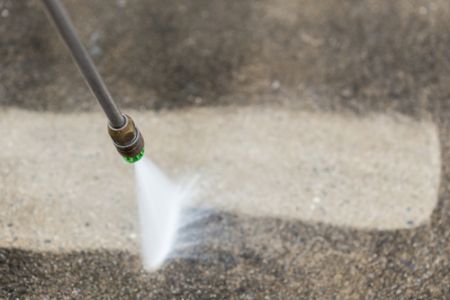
[42,0,125,128]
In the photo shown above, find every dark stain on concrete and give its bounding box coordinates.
[0,0,259,110]
[102,0,257,109]
[1,0,450,114]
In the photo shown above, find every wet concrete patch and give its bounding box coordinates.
[0,211,448,299]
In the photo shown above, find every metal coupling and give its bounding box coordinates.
[108,115,145,163]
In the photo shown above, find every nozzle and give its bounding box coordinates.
[108,115,145,163]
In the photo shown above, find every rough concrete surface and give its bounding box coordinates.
[2,0,450,114]
[1,0,450,299]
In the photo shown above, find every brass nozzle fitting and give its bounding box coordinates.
[108,115,145,163]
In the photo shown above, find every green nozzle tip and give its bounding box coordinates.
[124,148,145,163]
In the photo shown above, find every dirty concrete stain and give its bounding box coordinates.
[2,0,450,114]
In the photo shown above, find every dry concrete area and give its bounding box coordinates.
[0,108,441,253]
[1,0,450,299]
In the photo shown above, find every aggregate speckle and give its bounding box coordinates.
[1,0,449,299]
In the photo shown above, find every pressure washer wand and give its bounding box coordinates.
[42,0,145,163]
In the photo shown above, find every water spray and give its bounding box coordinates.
[42,0,197,270]
[42,0,144,163]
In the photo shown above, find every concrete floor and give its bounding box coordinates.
[1,0,450,299]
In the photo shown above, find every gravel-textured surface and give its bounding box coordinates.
[1,0,450,114]
[1,0,450,299]
[1,209,449,299]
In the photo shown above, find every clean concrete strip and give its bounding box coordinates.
[0,107,440,251]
